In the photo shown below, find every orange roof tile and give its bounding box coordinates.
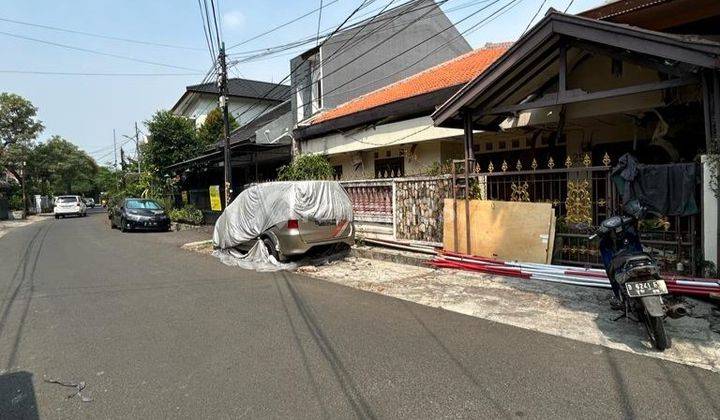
[310,43,511,125]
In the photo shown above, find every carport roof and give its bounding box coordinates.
[432,10,720,128]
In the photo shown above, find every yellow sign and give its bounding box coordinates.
[209,185,222,211]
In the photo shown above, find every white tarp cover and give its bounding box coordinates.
[212,241,298,272]
[213,180,353,252]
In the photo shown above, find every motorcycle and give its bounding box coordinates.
[589,202,683,351]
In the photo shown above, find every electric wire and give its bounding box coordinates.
[563,0,575,13]
[238,0,515,136]
[316,0,324,46]
[225,0,376,121]
[0,16,204,51]
[198,0,217,61]
[208,0,222,48]
[0,70,202,76]
[0,30,202,72]
[228,0,440,120]
[312,0,515,104]
[226,0,343,49]
[521,0,547,35]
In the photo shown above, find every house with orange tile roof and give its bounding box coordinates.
[294,43,509,179]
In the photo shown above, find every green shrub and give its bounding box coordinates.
[168,205,204,225]
[8,194,24,210]
[277,154,334,181]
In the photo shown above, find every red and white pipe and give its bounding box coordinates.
[431,250,720,297]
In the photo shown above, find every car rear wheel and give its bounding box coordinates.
[263,237,279,261]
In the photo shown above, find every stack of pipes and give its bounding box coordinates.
[431,250,720,298]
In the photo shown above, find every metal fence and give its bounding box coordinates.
[462,155,699,275]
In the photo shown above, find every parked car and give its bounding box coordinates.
[54,195,87,218]
[85,198,96,208]
[110,198,170,232]
[248,217,354,261]
[214,181,355,261]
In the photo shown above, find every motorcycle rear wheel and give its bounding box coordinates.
[643,312,670,351]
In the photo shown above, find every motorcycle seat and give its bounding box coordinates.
[611,252,658,283]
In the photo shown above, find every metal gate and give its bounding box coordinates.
[454,154,699,275]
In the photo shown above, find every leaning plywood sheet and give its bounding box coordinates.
[443,199,555,264]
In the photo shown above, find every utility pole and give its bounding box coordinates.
[20,161,27,217]
[113,129,118,170]
[113,129,120,189]
[135,122,141,175]
[219,41,233,207]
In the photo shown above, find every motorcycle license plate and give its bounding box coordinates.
[625,280,668,297]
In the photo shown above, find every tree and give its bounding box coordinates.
[197,107,239,147]
[28,136,98,195]
[0,93,44,152]
[142,110,203,174]
[0,93,44,207]
[277,154,334,181]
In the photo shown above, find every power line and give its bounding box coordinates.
[227,0,487,61]
[563,0,575,13]
[228,0,435,119]
[316,0,325,46]
[208,0,222,48]
[236,0,512,128]
[197,0,217,61]
[0,30,202,72]
[311,0,513,104]
[284,0,457,110]
[227,0,343,49]
[226,0,377,121]
[0,16,204,51]
[521,0,547,35]
[0,70,202,76]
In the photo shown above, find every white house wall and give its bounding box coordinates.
[300,116,462,155]
[174,93,280,127]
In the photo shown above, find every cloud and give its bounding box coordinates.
[223,10,245,30]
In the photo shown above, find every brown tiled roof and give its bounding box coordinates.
[310,43,510,124]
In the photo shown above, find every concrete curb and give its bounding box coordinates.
[351,245,434,267]
[172,222,207,232]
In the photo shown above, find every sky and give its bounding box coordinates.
[0,0,604,166]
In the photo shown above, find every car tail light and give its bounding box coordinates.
[287,219,299,229]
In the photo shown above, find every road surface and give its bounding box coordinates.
[1,210,718,418]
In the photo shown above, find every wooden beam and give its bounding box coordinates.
[569,39,695,78]
[476,50,560,120]
[463,110,474,162]
[558,43,567,98]
[484,77,698,115]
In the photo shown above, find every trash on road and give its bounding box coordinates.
[44,377,93,402]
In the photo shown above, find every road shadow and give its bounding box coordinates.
[0,371,39,420]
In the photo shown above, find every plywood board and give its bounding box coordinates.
[443,199,555,263]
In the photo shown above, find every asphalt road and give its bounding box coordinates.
[0,210,718,419]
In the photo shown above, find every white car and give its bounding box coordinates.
[54,195,87,218]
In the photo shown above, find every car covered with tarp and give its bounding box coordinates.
[212,181,354,270]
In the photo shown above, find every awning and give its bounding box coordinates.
[432,11,720,130]
[165,141,290,171]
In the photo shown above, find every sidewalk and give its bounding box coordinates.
[301,252,720,373]
[0,215,46,240]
